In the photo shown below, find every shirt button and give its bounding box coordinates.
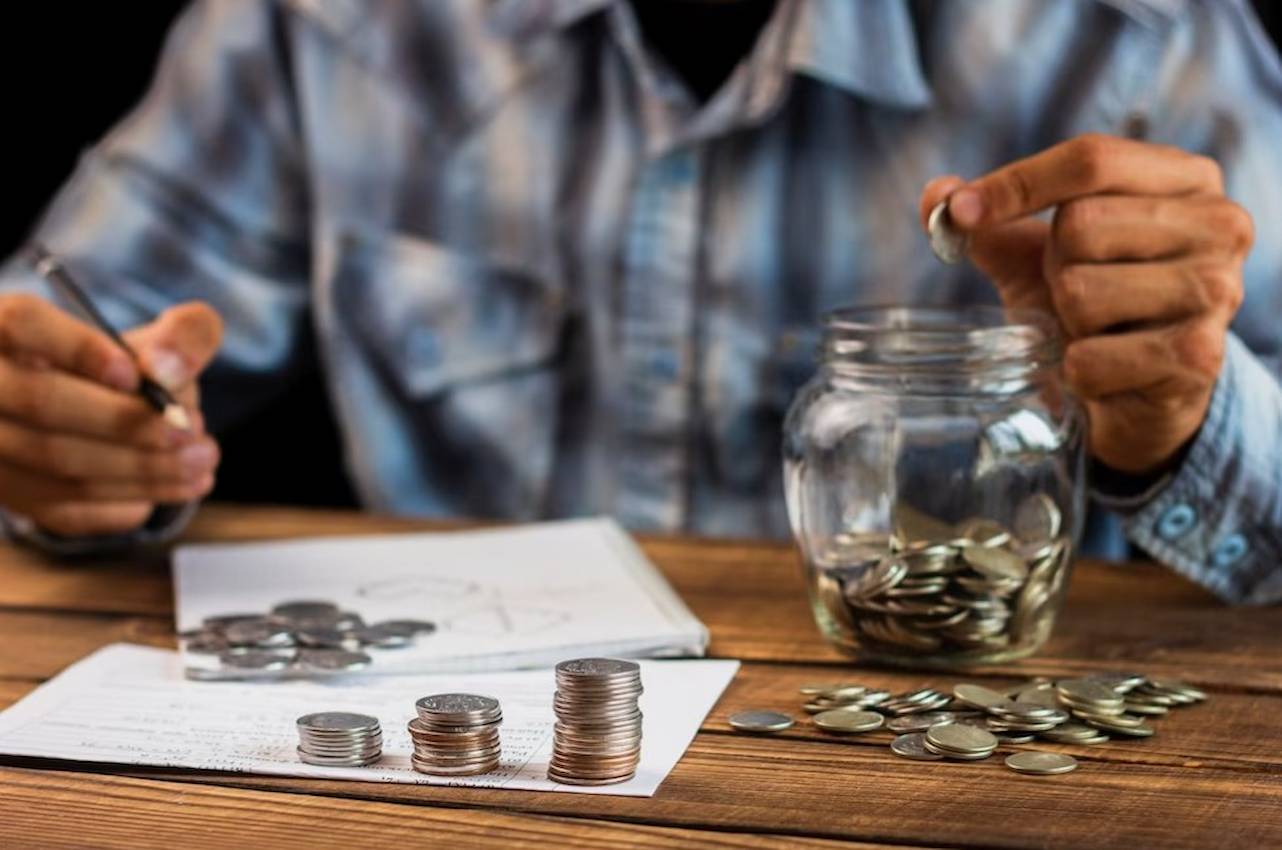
[1211,533,1249,568]
[1155,503,1197,540]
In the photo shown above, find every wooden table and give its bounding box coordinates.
[0,505,1278,849]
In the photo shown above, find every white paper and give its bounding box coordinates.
[173,518,708,674]
[0,644,737,796]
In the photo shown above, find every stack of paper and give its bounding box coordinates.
[174,518,708,674]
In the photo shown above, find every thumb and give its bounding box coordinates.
[125,302,224,393]
[920,175,1054,315]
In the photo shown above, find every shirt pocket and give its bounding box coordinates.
[332,230,567,399]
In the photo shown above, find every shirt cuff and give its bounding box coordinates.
[1,502,199,556]
[1119,332,1282,604]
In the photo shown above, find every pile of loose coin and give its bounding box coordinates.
[409,693,503,776]
[296,711,384,767]
[181,599,437,680]
[549,658,644,786]
[810,496,1072,660]
[729,671,1207,776]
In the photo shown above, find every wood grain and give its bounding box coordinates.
[13,731,1279,850]
[2,504,1281,849]
[0,768,891,850]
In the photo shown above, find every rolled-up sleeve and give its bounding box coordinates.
[1113,334,1282,604]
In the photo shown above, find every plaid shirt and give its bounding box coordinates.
[4,0,1282,603]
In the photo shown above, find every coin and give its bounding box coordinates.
[296,711,383,766]
[953,683,1011,711]
[185,599,437,680]
[890,732,945,761]
[370,619,437,637]
[813,710,884,733]
[408,693,503,777]
[297,648,371,672]
[927,200,969,264]
[886,711,957,733]
[926,723,999,755]
[1005,751,1078,775]
[728,710,794,733]
[272,600,340,621]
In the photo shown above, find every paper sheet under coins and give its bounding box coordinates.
[0,644,738,797]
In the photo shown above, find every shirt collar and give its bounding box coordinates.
[786,0,932,110]
[494,0,933,111]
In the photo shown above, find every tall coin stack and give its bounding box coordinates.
[408,693,503,776]
[549,658,643,786]
[296,711,383,766]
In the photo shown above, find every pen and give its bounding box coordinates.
[29,244,192,432]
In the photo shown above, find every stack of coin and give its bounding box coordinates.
[549,658,643,786]
[807,495,1073,663]
[408,693,503,776]
[923,723,999,760]
[180,598,437,681]
[296,711,383,766]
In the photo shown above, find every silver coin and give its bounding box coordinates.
[1005,751,1078,775]
[813,710,884,733]
[416,693,502,722]
[556,658,641,679]
[348,625,414,649]
[295,628,359,650]
[926,723,999,754]
[219,648,294,670]
[890,732,944,760]
[927,200,968,264]
[728,710,794,733]
[962,546,1029,583]
[953,683,1011,711]
[297,712,381,732]
[223,618,295,647]
[885,710,955,732]
[370,619,437,637]
[272,600,340,621]
[297,648,372,672]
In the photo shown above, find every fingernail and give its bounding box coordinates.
[180,442,217,476]
[149,349,188,391]
[101,357,137,392]
[949,188,985,228]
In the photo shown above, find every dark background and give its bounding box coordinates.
[1,2,1278,510]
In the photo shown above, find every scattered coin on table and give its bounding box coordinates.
[179,598,437,680]
[813,709,885,734]
[1005,751,1078,775]
[728,710,795,733]
[727,671,1210,775]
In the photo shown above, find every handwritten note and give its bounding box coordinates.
[0,644,738,797]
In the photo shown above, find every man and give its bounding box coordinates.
[0,0,1278,604]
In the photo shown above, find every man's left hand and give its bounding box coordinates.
[920,134,1254,475]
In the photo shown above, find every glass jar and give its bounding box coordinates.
[783,306,1086,669]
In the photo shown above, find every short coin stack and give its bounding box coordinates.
[549,658,643,786]
[296,711,383,766]
[408,693,503,776]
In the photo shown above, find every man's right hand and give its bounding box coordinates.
[0,294,223,536]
